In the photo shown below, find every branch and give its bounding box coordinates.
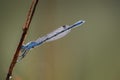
[6,0,39,80]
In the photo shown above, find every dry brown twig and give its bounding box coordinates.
[6,0,39,80]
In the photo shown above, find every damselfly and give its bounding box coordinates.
[17,20,85,62]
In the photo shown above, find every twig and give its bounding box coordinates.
[6,0,39,80]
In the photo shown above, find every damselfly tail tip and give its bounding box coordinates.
[78,20,85,24]
[74,20,85,26]
[82,20,85,23]
[71,20,85,29]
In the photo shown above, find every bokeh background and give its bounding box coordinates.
[0,0,120,80]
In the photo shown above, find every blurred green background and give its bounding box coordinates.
[0,0,120,80]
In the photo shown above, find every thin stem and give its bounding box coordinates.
[6,0,39,80]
